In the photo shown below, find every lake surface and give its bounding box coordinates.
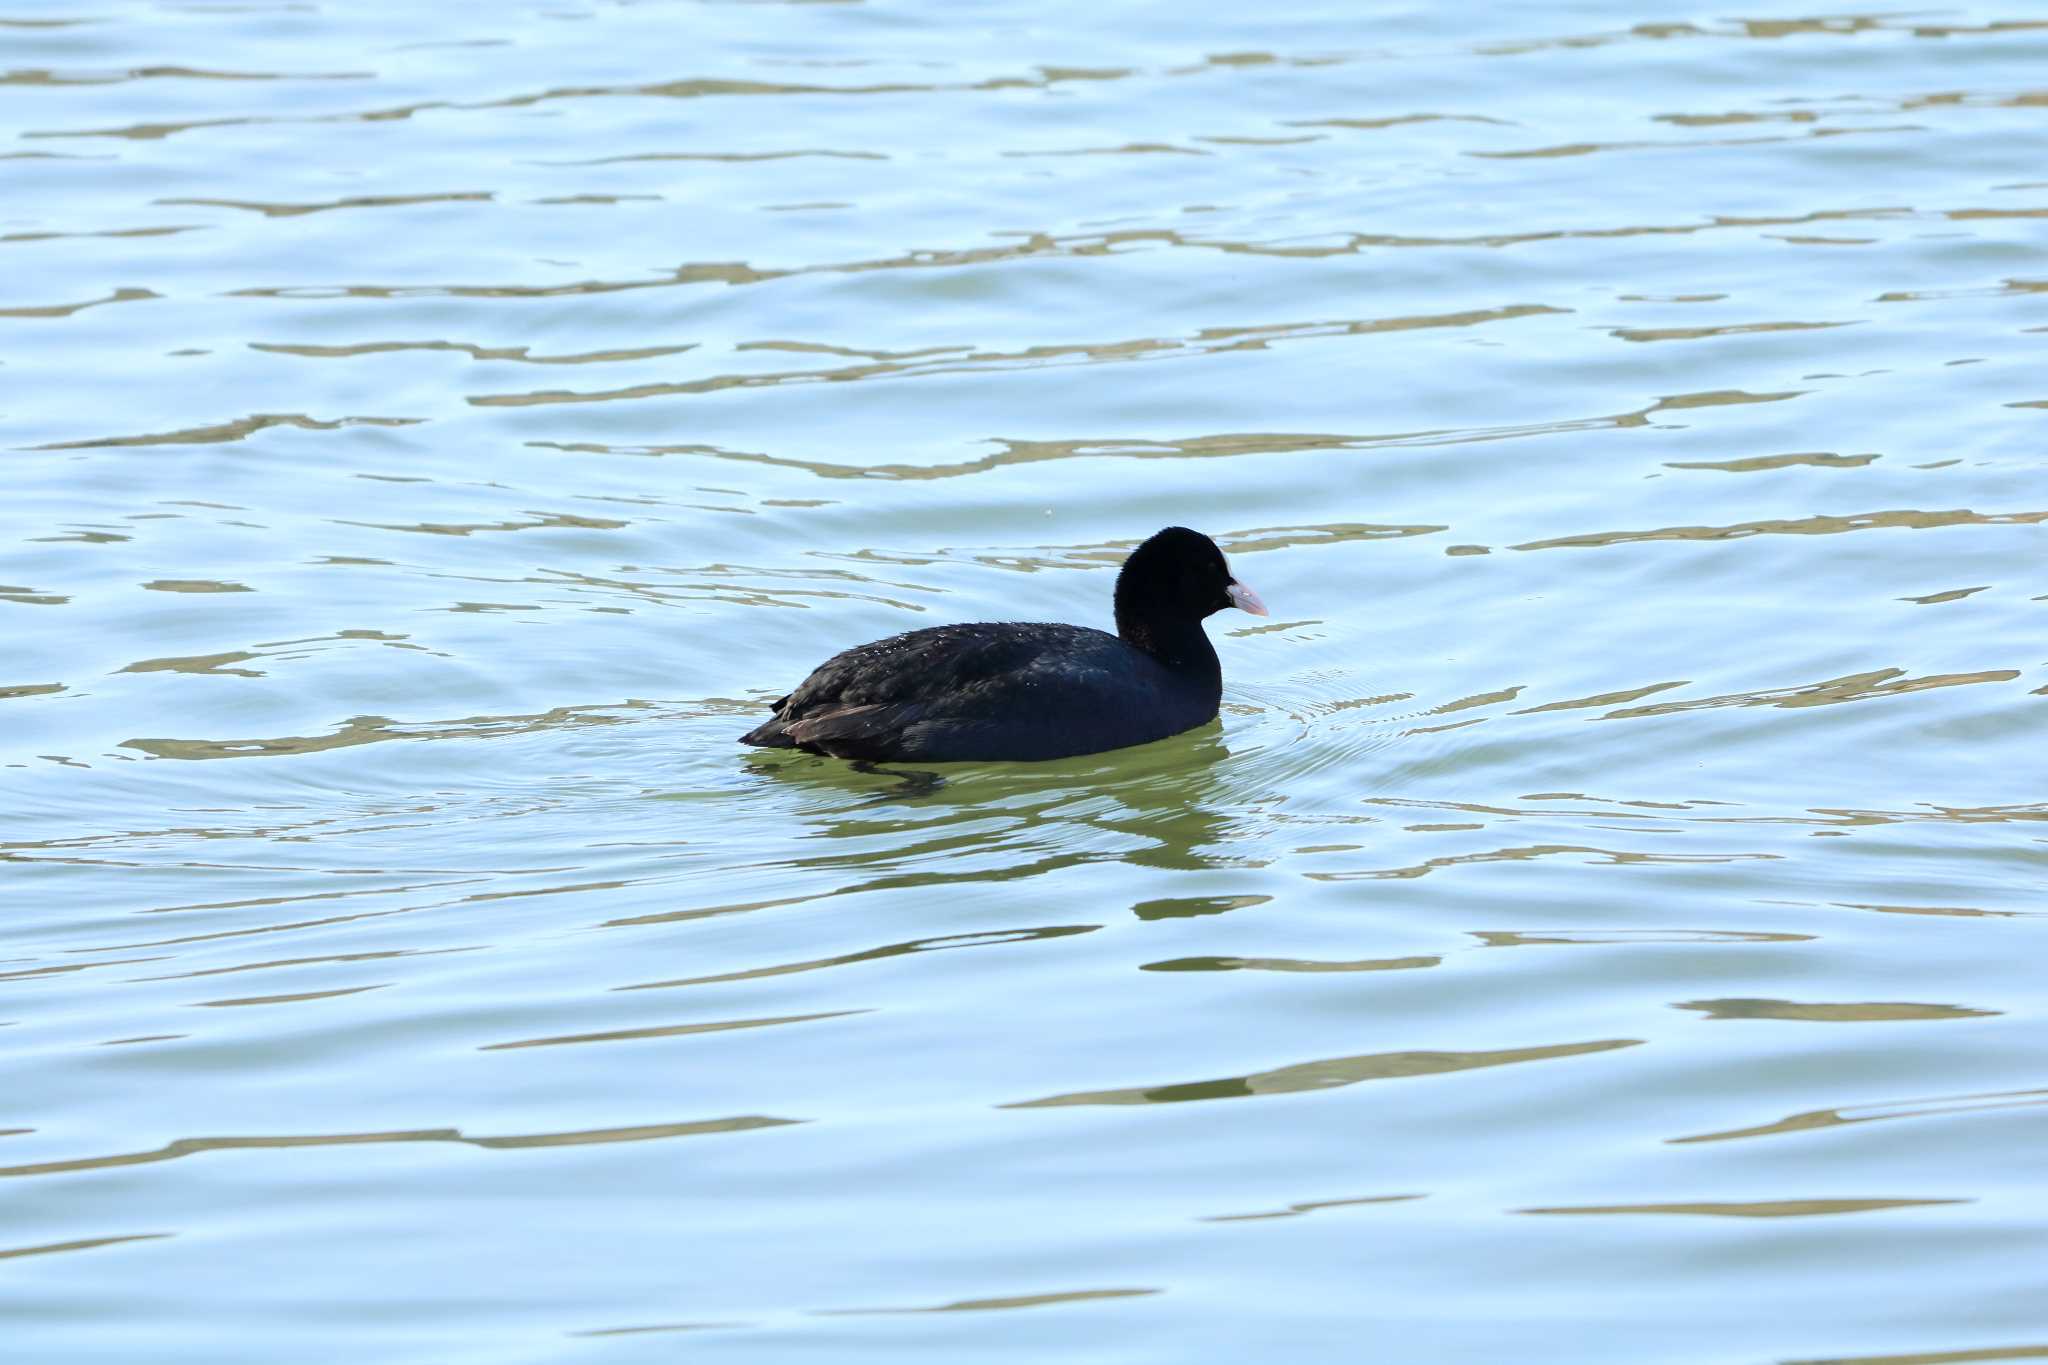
[4,2,2046,1360]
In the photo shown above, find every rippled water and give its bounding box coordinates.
[5,2,2046,1360]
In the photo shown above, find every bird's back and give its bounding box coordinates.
[740,620,1218,762]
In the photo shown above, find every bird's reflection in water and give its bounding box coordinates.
[845,759,948,799]
[742,724,1247,894]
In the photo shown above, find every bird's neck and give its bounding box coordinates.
[1117,609,1220,679]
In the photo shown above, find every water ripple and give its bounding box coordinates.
[0,1117,804,1181]
[1005,1038,1639,1108]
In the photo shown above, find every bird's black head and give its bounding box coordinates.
[1114,526,1267,660]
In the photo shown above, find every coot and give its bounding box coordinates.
[740,526,1268,762]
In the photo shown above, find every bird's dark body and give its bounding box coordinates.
[739,621,1220,762]
[739,526,1264,764]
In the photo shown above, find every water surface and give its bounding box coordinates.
[4,2,2046,1361]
